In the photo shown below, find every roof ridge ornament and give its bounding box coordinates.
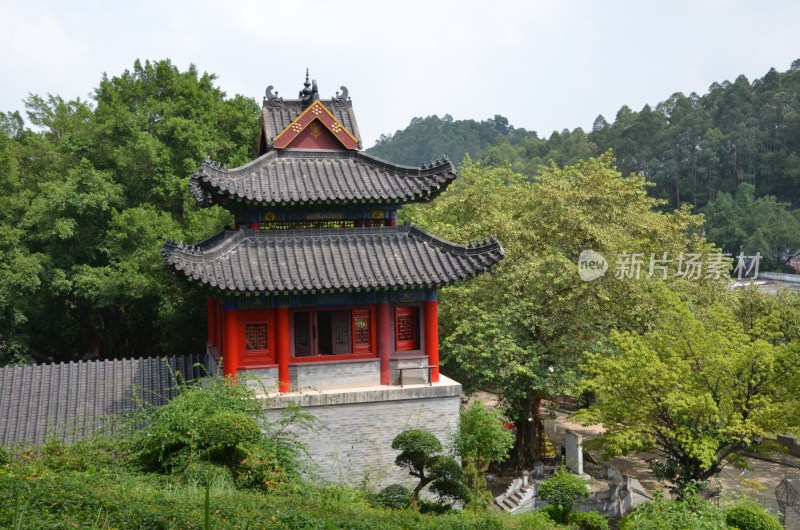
[332,86,349,106]
[265,85,283,107]
[299,69,319,109]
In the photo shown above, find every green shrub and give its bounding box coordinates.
[725,503,782,530]
[537,467,591,524]
[0,445,10,466]
[375,484,412,509]
[505,511,563,529]
[133,375,261,472]
[619,492,728,529]
[235,442,287,491]
[569,509,610,530]
[180,461,234,488]
[195,411,261,467]
[38,436,134,473]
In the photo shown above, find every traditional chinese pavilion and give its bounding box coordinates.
[162,74,503,396]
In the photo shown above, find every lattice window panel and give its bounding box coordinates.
[397,315,417,342]
[245,322,268,351]
[294,313,312,356]
[354,315,370,345]
[332,312,351,354]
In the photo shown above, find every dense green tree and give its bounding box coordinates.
[403,154,719,469]
[703,183,800,271]
[0,59,258,364]
[537,467,591,524]
[577,288,800,496]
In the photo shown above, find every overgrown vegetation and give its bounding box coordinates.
[0,400,570,529]
[130,374,314,492]
[618,492,781,530]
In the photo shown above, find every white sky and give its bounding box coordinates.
[1,0,798,148]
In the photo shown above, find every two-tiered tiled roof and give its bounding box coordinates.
[164,76,504,295]
[163,224,504,294]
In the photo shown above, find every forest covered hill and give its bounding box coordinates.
[368,60,800,211]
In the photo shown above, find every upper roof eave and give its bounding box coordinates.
[189,150,457,208]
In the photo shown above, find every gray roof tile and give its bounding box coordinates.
[0,354,209,445]
[188,150,457,207]
[163,225,504,294]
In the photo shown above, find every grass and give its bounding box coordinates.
[0,441,562,530]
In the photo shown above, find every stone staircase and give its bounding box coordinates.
[494,475,537,512]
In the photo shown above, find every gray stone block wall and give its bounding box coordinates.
[242,367,278,392]
[290,359,380,390]
[390,357,429,385]
[263,377,461,489]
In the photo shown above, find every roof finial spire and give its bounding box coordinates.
[299,68,319,109]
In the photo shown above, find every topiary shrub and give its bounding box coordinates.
[537,467,591,524]
[374,484,412,510]
[569,509,610,530]
[725,503,782,530]
[391,428,471,510]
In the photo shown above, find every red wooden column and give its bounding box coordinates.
[424,300,440,382]
[222,309,240,378]
[377,302,392,385]
[276,307,290,392]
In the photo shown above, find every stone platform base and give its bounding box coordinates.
[260,376,462,489]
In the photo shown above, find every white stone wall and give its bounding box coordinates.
[263,377,461,489]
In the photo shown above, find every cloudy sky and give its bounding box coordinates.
[1,0,798,147]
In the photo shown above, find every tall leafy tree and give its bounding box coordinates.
[0,59,258,363]
[577,287,800,496]
[403,154,719,469]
